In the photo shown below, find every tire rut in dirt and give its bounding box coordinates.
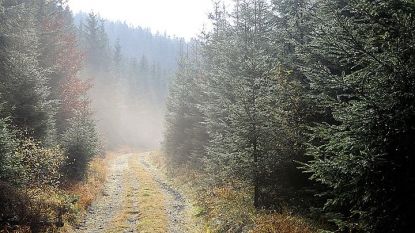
[139,153,190,233]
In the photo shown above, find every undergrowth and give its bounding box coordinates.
[0,155,108,233]
[149,151,317,233]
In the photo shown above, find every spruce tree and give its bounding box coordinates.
[0,0,54,142]
[202,0,280,208]
[266,0,326,209]
[164,43,208,166]
[82,12,110,72]
[303,0,415,231]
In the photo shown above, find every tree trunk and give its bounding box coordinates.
[253,140,260,208]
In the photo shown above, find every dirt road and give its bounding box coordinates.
[76,152,192,233]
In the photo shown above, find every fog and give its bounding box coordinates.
[90,77,164,150]
[70,0,225,150]
[73,11,180,150]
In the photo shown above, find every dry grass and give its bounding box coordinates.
[132,154,169,233]
[149,150,167,170]
[1,154,109,233]
[149,151,318,233]
[251,212,316,233]
[66,156,108,210]
[59,154,109,232]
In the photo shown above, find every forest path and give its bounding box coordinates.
[76,153,137,233]
[76,152,192,233]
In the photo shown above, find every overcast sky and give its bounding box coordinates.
[68,0,232,40]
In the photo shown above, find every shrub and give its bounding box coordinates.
[61,113,100,181]
[0,182,72,233]
[1,119,65,188]
[16,139,66,187]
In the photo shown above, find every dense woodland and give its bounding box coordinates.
[0,0,179,231]
[163,0,415,232]
[1,0,414,232]
[0,0,107,181]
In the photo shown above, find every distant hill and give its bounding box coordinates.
[73,12,187,148]
[74,12,184,72]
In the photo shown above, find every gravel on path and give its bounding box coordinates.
[76,154,130,233]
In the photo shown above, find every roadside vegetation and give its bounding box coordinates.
[150,151,317,233]
[0,152,107,233]
[63,156,108,229]
[0,0,102,232]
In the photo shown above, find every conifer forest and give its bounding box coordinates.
[0,0,414,232]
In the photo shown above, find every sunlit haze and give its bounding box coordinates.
[68,0,227,40]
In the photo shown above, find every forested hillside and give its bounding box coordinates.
[74,12,183,148]
[163,0,415,232]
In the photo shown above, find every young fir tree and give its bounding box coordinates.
[303,0,415,232]
[61,110,100,181]
[113,38,123,74]
[202,0,280,208]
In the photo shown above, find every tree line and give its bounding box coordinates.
[163,0,415,232]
